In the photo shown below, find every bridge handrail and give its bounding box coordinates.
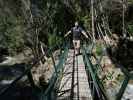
[0,39,68,97]
[40,45,69,100]
[82,45,109,100]
[83,41,133,100]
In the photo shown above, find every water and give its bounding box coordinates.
[122,84,133,100]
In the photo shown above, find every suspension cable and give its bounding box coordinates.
[122,0,127,38]
[91,0,96,42]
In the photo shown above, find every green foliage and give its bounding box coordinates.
[96,44,103,56]
[0,16,24,55]
[48,33,62,47]
[128,0,133,4]
[81,15,91,30]
[0,0,133,56]
[127,24,133,36]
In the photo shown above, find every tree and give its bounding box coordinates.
[0,1,25,55]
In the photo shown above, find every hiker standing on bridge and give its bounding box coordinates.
[65,21,88,55]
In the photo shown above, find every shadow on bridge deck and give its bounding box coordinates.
[57,50,92,100]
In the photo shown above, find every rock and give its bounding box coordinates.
[39,75,48,88]
[31,50,60,87]
[0,57,16,66]
[122,84,133,100]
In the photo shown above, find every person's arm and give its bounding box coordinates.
[81,30,88,38]
[64,30,71,37]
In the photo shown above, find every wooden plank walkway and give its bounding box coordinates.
[57,50,92,100]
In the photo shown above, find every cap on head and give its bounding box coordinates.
[75,21,79,27]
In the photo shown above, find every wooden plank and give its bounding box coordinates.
[57,50,92,100]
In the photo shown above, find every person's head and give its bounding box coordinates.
[74,21,79,27]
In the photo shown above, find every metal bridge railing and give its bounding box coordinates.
[0,39,70,100]
[40,46,69,100]
[82,43,109,100]
[82,41,133,100]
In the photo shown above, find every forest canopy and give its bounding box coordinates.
[0,0,133,56]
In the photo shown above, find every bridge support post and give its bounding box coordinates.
[27,70,36,88]
[116,76,129,100]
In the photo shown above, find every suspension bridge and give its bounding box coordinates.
[0,0,133,100]
[0,39,133,100]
